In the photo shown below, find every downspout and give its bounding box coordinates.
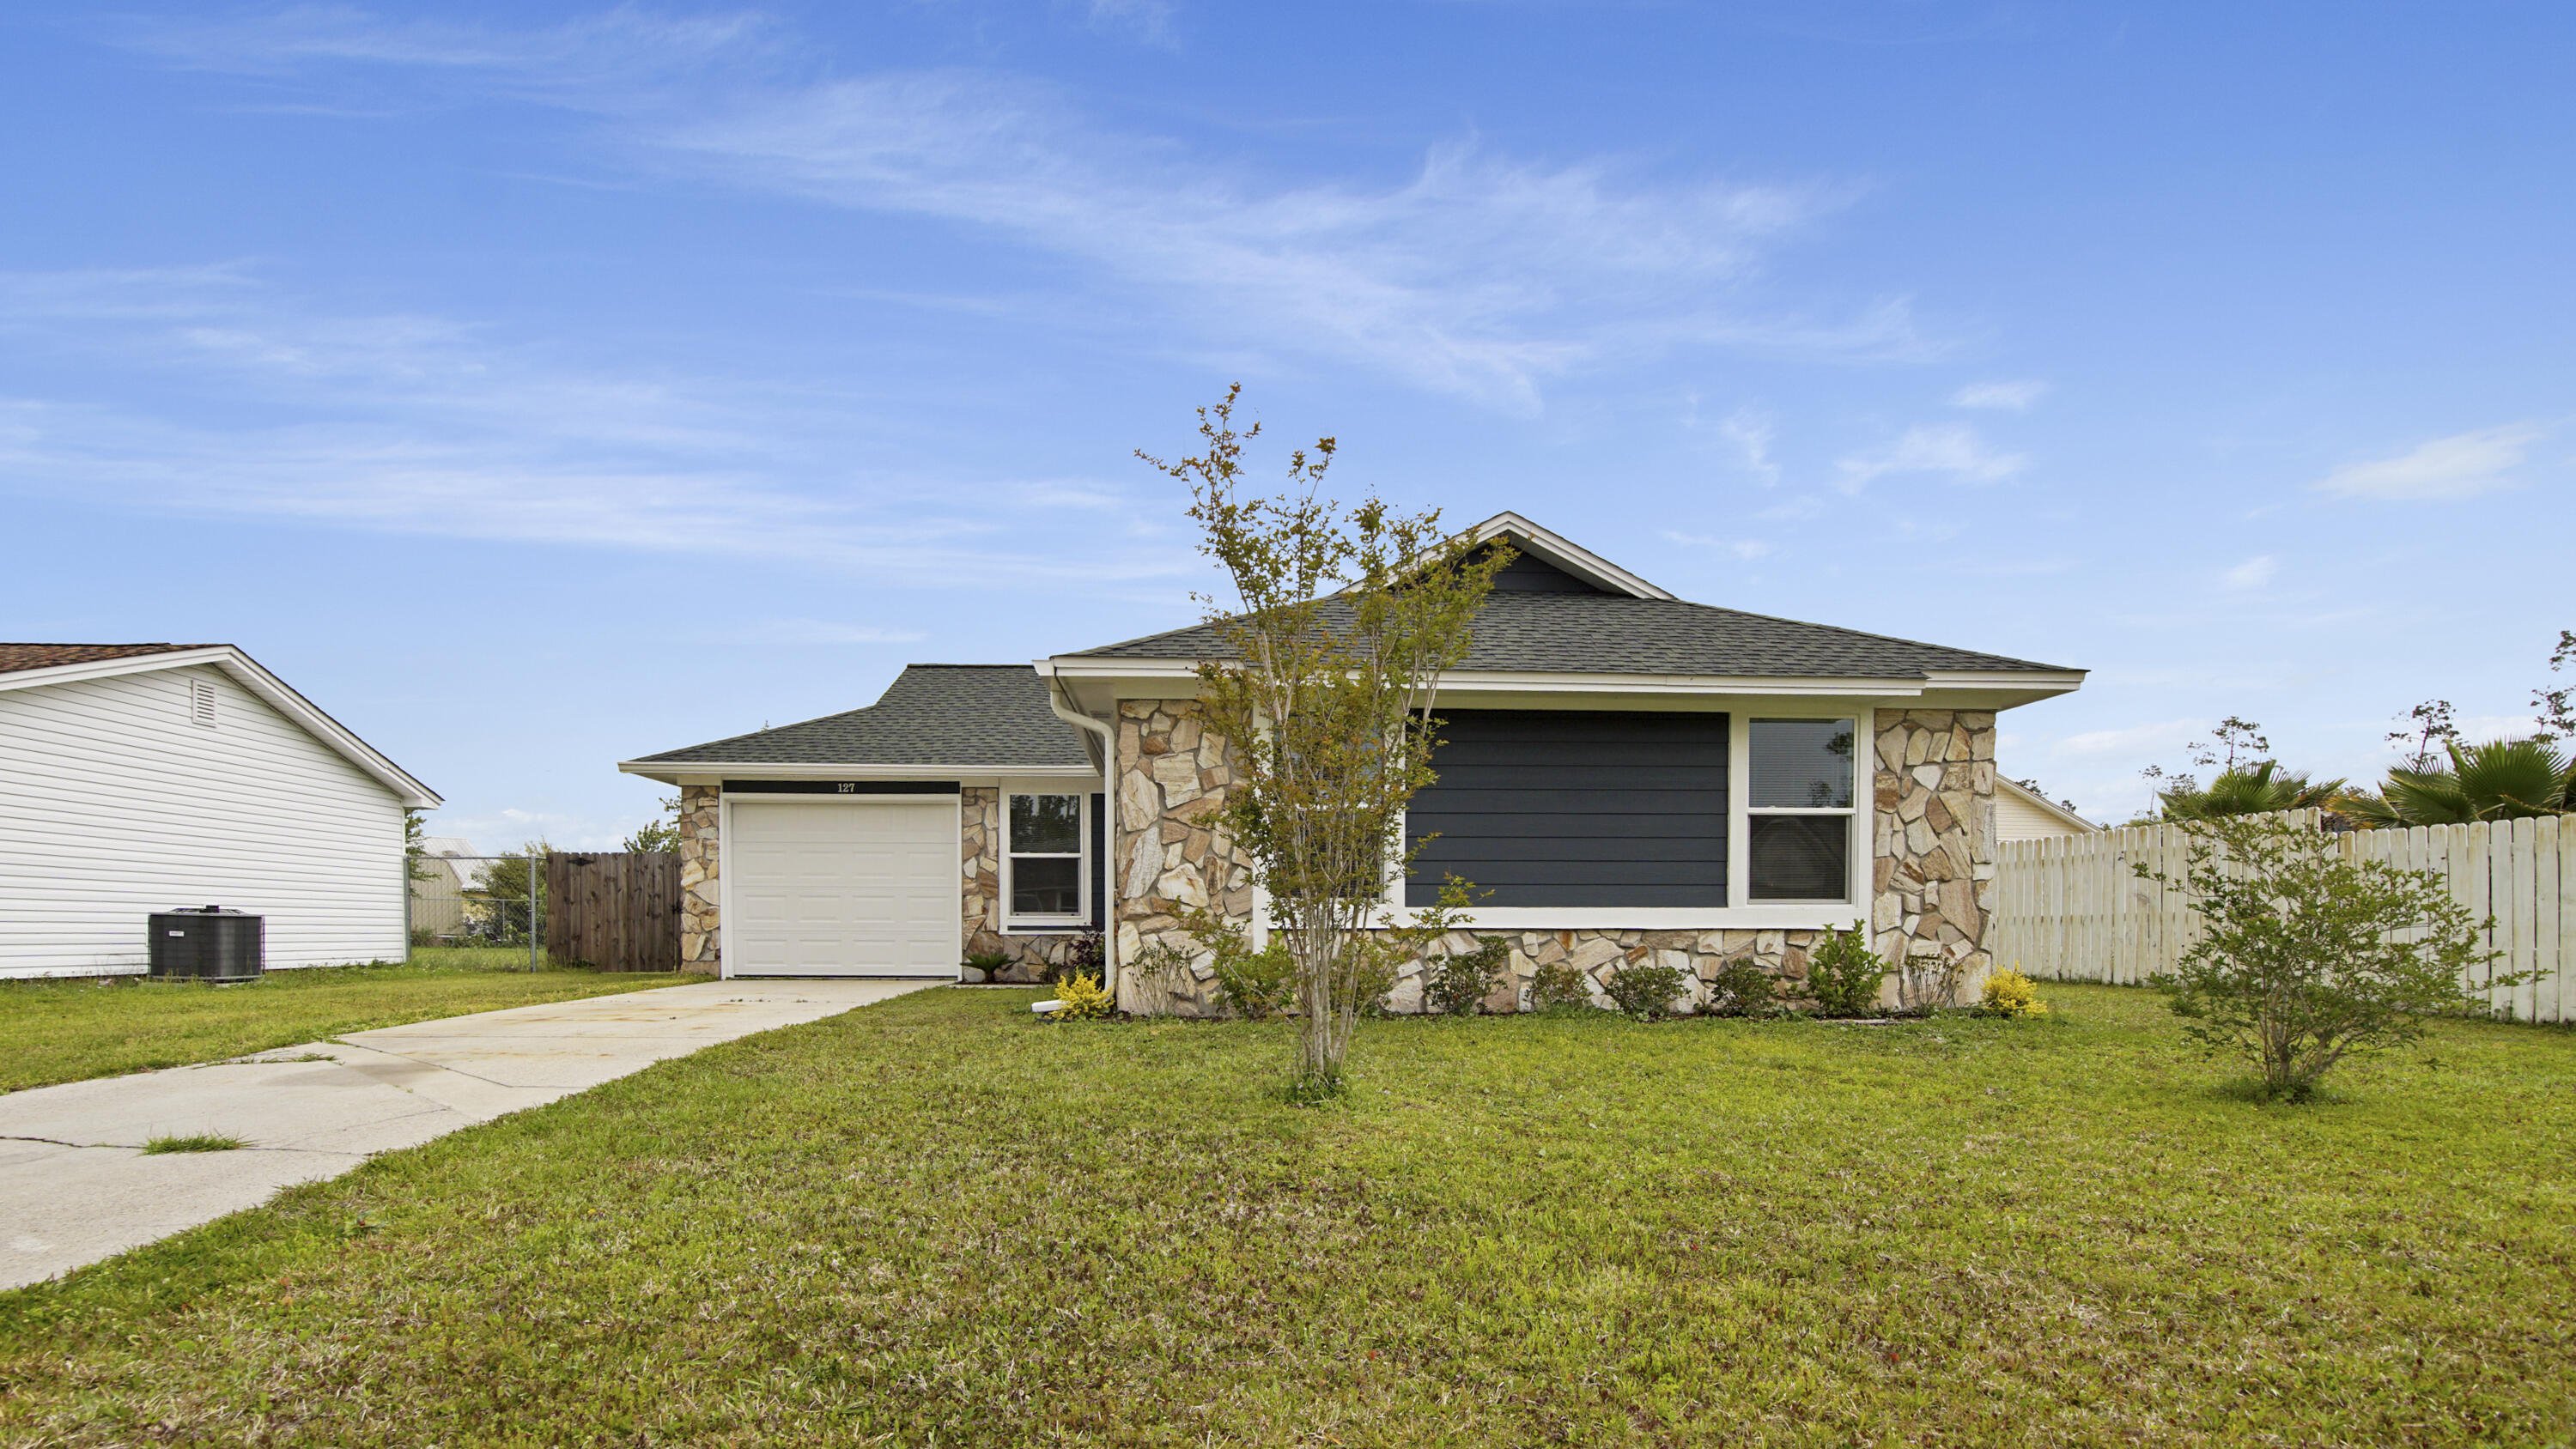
[1041,664,1118,993]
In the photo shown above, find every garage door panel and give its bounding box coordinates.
[727,800,957,977]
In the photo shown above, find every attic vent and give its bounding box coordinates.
[189,678,216,727]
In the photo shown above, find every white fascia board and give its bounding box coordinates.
[1462,512,1677,600]
[616,760,1097,785]
[1921,670,2086,694]
[1331,510,1677,602]
[0,646,441,807]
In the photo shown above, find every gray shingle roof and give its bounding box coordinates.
[633,665,1091,768]
[1071,593,2073,677]
[0,643,220,675]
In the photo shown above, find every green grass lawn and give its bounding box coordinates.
[1,948,690,1093]
[3,984,2570,1446]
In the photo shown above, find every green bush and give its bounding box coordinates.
[1529,961,1592,1012]
[1214,939,1296,1020]
[1703,957,1775,1017]
[963,950,1012,980]
[2144,813,2514,1100]
[1804,926,1886,1017]
[1602,957,1687,1021]
[1423,937,1511,1016]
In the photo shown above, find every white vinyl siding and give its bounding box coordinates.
[0,664,409,978]
[1994,780,2096,842]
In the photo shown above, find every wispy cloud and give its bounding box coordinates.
[1835,422,2025,491]
[113,9,1929,409]
[1716,408,1781,485]
[720,619,927,645]
[0,265,1194,579]
[2222,554,2277,590]
[1662,530,1771,560]
[2313,421,2547,500]
[2052,718,2202,759]
[1950,379,2045,410]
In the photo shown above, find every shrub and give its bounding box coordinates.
[1703,957,1775,1017]
[963,949,1012,981]
[1424,937,1512,1016]
[1215,939,1296,1020]
[1051,972,1115,1020]
[1529,962,1592,1012]
[1044,931,1105,986]
[1804,925,1887,1017]
[2142,813,2513,1100]
[1978,967,2050,1019]
[1602,956,1687,1021]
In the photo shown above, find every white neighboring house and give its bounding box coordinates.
[1995,777,2099,841]
[0,644,440,979]
[409,835,487,941]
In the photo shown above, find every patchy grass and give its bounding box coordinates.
[2,985,2570,1446]
[139,1134,246,1155]
[0,948,689,1093]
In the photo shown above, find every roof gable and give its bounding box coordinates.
[1063,511,2074,680]
[0,643,440,807]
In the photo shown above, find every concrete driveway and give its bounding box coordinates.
[0,978,936,1290]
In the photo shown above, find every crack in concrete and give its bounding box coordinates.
[0,1132,374,1156]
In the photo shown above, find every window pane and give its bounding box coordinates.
[1010,795,1081,853]
[1012,857,1081,916]
[1748,815,1849,900]
[1750,719,1856,809]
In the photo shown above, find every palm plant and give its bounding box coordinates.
[2156,761,2347,821]
[2338,737,2576,827]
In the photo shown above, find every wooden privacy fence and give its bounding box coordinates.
[544,851,681,972]
[1990,809,2573,1023]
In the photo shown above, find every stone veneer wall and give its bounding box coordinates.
[1112,700,1252,1013]
[1870,708,1997,1004]
[960,785,1104,984]
[678,784,721,973]
[1110,698,2001,1015]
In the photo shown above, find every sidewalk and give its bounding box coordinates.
[0,979,935,1289]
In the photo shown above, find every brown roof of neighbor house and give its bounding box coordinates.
[0,643,219,676]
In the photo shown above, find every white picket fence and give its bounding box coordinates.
[1990,809,2573,1023]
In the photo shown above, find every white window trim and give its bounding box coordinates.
[1382,706,1873,931]
[1003,790,1091,932]
[1742,714,1862,908]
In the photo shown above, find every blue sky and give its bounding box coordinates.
[3,2,2569,846]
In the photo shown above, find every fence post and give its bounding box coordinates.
[528,850,538,973]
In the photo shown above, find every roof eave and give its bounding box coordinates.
[1042,658,2087,704]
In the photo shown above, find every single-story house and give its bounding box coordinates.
[1994,779,2099,841]
[618,513,2083,1011]
[0,643,440,979]
[407,835,488,940]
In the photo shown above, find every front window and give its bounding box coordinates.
[1007,794,1086,922]
[1747,718,1856,901]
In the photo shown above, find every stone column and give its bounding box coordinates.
[1870,709,1996,1005]
[960,785,1004,960]
[1112,700,1250,1015]
[678,784,720,973]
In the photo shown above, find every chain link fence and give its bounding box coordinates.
[407,852,548,968]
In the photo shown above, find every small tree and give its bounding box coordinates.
[1145,385,1506,1097]
[623,795,682,853]
[2139,814,2515,1100]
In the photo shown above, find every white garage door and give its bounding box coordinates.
[727,799,958,977]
